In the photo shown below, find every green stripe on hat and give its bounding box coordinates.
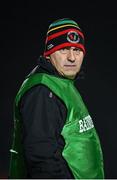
[49,18,79,28]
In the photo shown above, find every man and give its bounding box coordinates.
[9,18,104,179]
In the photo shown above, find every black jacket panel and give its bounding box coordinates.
[19,57,74,178]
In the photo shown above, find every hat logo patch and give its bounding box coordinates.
[67,31,80,43]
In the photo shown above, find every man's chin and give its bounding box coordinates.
[64,73,76,79]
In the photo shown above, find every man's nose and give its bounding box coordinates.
[67,50,75,62]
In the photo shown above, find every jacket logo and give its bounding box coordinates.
[79,115,94,133]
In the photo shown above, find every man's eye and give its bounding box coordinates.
[61,48,66,51]
[60,48,68,53]
[61,48,68,50]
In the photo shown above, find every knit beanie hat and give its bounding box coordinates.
[43,18,85,57]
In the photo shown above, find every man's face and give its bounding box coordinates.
[48,47,84,79]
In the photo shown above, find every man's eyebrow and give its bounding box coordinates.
[61,47,81,50]
[61,47,70,49]
[73,47,81,50]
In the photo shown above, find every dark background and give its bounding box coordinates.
[0,1,117,178]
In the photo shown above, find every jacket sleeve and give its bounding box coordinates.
[20,85,74,179]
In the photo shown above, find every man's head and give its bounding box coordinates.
[43,18,85,79]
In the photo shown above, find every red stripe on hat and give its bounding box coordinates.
[47,28,84,41]
[44,43,85,57]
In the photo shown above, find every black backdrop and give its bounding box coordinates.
[0,1,117,178]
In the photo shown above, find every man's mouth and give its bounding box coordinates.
[64,65,76,69]
[64,65,76,66]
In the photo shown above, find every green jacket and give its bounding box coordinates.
[9,73,104,179]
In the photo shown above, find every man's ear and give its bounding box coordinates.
[46,56,50,59]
